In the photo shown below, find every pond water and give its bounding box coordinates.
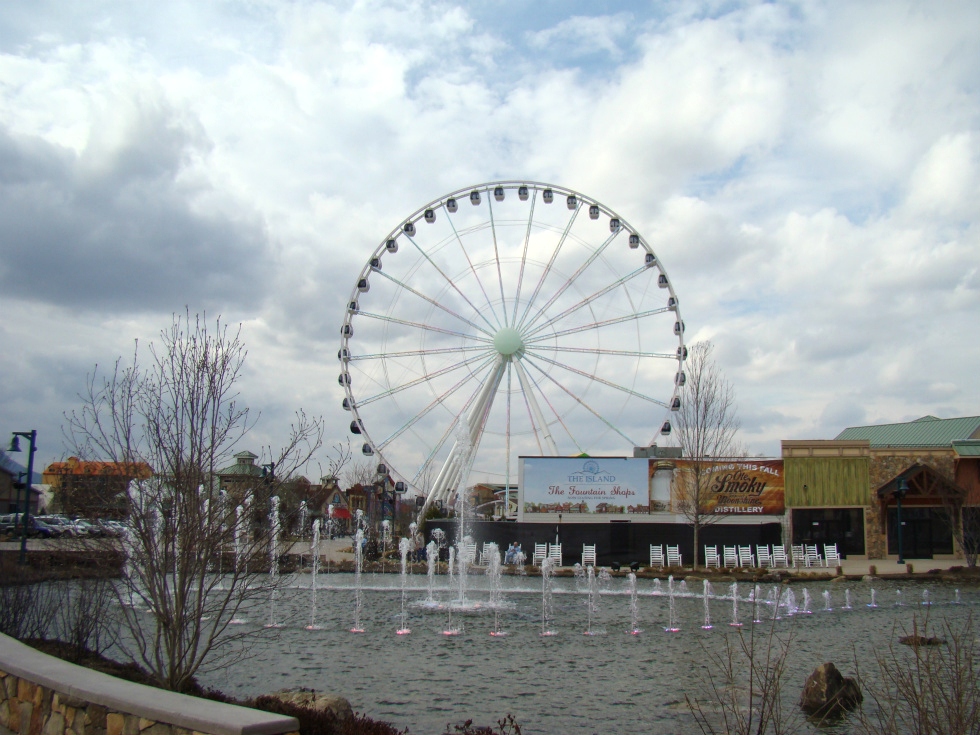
[195,571,978,735]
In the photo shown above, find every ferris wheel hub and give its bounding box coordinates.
[493,327,525,358]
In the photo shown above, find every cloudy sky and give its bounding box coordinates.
[1,0,977,478]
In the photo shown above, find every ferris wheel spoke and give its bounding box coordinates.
[522,350,668,408]
[522,266,648,341]
[514,203,582,329]
[355,349,495,408]
[350,345,488,362]
[520,227,622,334]
[486,196,510,326]
[542,345,678,360]
[371,269,496,338]
[510,190,537,328]
[373,353,499,451]
[512,358,586,455]
[522,355,639,446]
[445,210,504,329]
[357,310,494,345]
[404,232,500,333]
[512,359,559,455]
[524,306,672,343]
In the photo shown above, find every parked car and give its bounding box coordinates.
[96,519,125,537]
[37,515,86,537]
[27,518,61,538]
[74,519,104,537]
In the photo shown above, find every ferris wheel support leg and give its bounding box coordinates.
[417,360,505,524]
[513,360,559,455]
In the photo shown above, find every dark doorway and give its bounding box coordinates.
[886,507,953,559]
[791,508,865,556]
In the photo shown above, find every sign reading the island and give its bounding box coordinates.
[520,457,650,515]
[671,459,784,515]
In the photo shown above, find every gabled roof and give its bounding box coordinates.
[876,462,965,500]
[0,450,43,483]
[836,415,980,447]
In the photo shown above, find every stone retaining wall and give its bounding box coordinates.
[0,635,298,735]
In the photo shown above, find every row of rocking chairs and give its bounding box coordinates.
[703,543,841,569]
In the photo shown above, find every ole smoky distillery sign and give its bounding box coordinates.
[673,459,784,514]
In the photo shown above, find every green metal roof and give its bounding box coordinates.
[953,440,980,457]
[835,415,980,447]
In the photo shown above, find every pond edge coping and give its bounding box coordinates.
[0,634,298,735]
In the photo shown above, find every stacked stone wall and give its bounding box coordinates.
[0,636,298,735]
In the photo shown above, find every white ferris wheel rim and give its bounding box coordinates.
[338,180,686,516]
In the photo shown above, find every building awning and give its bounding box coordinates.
[330,507,352,519]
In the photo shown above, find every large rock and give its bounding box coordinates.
[271,688,353,721]
[799,662,862,718]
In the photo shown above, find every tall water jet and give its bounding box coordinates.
[701,579,713,629]
[843,589,852,610]
[485,542,507,637]
[228,505,248,625]
[895,589,904,606]
[584,565,601,636]
[380,519,392,572]
[822,590,832,611]
[351,528,365,632]
[298,501,308,540]
[265,496,282,629]
[306,518,322,630]
[627,573,640,634]
[448,546,456,601]
[665,575,680,632]
[540,556,557,636]
[954,589,961,604]
[456,535,471,606]
[869,588,878,608]
[233,505,243,572]
[729,582,742,627]
[426,540,438,605]
[922,589,931,606]
[753,584,763,624]
[397,537,411,634]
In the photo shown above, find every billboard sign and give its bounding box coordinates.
[521,457,650,514]
[671,459,784,515]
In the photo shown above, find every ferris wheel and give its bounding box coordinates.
[338,181,686,518]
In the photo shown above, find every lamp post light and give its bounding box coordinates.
[895,477,909,565]
[8,430,37,565]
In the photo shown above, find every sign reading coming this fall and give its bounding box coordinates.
[671,459,784,514]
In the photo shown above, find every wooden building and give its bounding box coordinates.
[784,416,980,559]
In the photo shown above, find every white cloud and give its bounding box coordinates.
[0,0,978,475]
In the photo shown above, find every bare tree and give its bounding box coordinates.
[674,341,743,570]
[343,457,379,490]
[940,498,980,568]
[65,310,323,691]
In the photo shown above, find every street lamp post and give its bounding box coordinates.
[9,430,37,565]
[895,477,909,565]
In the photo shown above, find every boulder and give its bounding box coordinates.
[799,662,862,718]
[271,689,353,721]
